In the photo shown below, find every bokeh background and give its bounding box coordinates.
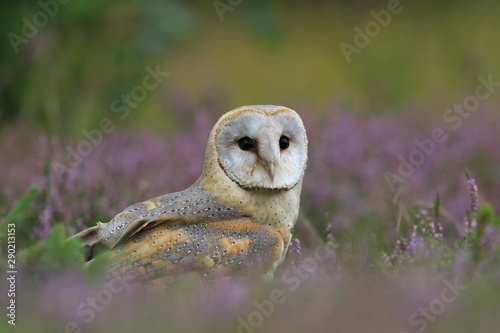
[1,1,500,333]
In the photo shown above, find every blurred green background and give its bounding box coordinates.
[1,0,499,137]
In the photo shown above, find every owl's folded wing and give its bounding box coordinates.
[72,180,243,260]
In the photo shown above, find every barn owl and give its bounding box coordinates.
[74,105,308,284]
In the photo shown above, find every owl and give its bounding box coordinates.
[74,105,308,284]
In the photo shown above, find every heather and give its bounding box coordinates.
[1,106,500,333]
[1,107,499,237]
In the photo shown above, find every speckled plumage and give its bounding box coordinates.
[74,105,308,284]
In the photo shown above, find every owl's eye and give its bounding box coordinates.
[237,136,255,151]
[279,136,290,150]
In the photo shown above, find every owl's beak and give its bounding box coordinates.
[258,135,278,182]
[264,162,276,182]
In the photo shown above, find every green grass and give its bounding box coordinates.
[3,2,500,136]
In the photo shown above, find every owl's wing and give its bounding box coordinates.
[73,180,243,260]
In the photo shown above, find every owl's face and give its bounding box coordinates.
[214,105,308,190]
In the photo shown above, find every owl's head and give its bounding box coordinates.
[211,105,308,191]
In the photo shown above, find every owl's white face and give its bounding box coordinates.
[215,105,308,190]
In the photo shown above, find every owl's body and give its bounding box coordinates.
[75,105,307,284]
